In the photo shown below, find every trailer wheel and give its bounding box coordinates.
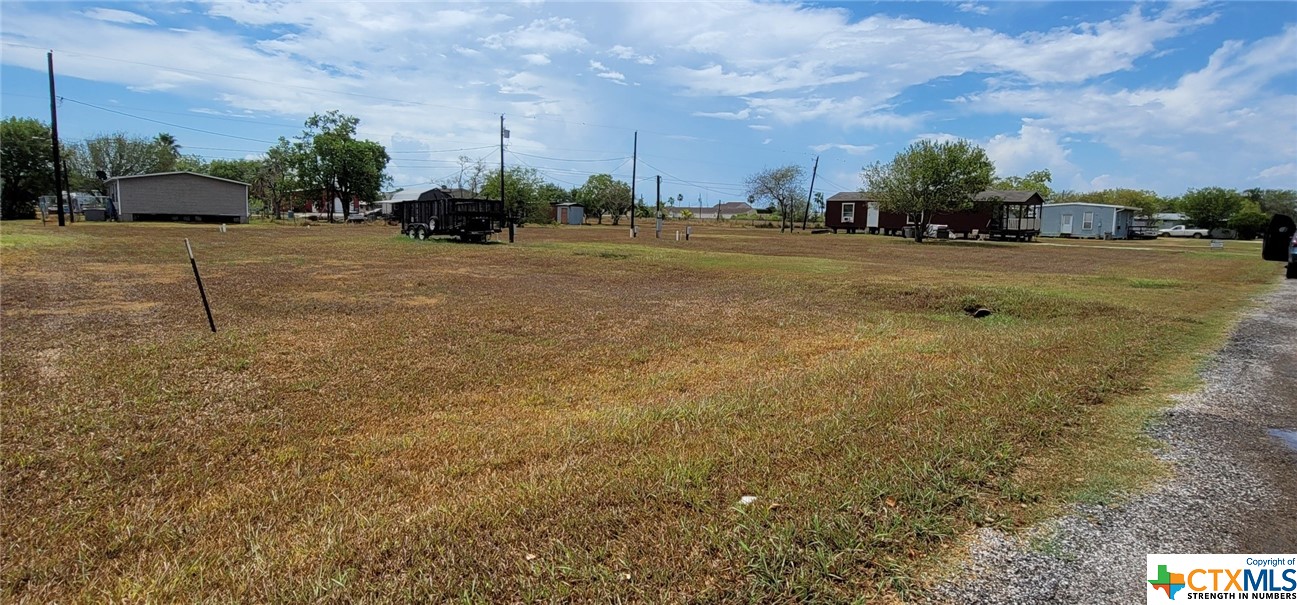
[405,226,416,239]
[416,226,430,240]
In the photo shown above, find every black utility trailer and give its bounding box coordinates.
[395,189,507,243]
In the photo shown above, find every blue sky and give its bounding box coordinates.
[2,1,1295,202]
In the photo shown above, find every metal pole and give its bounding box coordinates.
[803,156,819,231]
[629,131,637,231]
[184,239,217,333]
[500,115,506,220]
[47,51,65,227]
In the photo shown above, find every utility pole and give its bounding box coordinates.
[63,160,74,223]
[499,114,506,213]
[629,131,637,231]
[47,51,66,227]
[656,175,662,216]
[803,156,819,231]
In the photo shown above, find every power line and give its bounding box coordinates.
[4,41,820,158]
[60,97,278,144]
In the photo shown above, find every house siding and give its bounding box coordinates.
[1041,203,1136,239]
[114,173,249,223]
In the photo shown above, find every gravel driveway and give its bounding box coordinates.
[926,278,1297,604]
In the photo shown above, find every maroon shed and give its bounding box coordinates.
[825,192,877,234]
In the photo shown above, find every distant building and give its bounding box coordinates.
[665,201,754,219]
[1040,202,1138,239]
[551,202,585,225]
[105,172,248,223]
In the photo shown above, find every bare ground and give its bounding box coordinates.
[926,277,1297,604]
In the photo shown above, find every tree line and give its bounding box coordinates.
[2,112,392,222]
[849,139,1296,242]
[6,116,1293,229]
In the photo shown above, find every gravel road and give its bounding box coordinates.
[926,277,1297,604]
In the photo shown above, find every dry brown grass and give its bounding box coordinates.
[0,220,1278,602]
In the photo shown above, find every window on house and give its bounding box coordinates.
[842,202,855,223]
[1082,211,1094,230]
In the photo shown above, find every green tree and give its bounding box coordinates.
[861,139,995,242]
[1180,187,1244,234]
[207,158,260,183]
[575,173,632,225]
[294,111,391,222]
[992,169,1053,199]
[65,132,176,192]
[154,133,181,172]
[0,117,54,219]
[744,165,806,232]
[481,166,549,224]
[1243,188,1297,217]
[1228,201,1270,240]
[1082,188,1164,221]
[256,139,299,219]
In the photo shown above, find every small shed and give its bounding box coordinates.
[551,202,585,225]
[107,172,249,223]
[825,192,881,233]
[1041,203,1137,239]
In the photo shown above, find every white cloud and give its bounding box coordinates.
[83,8,156,25]
[743,96,920,130]
[762,138,773,145]
[521,53,551,65]
[747,124,772,131]
[482,17,587,53]
[1258,163,1297,180]
[453,45,481,57]
[811,143,876,155]
[692,109,750,120]
[608,44,656,65]
[961,25,1297,190]
[589,60,627,85]
[956,3,989,16]
[984,123,1076,179]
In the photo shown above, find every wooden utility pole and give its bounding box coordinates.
[629,131,637,231]
[656,175,662,216]
[47,51,66,227]
[63,160,74,223]
[802,156,819,231]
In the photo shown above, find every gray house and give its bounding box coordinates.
[1041,202,1137,239]
[106,172,249,223]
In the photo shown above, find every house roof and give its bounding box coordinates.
[1045,201,1141,211]
[1154,212,1188,220]
[715,201,753,212]
[827,192,879,202]
[104,171,249,187]
[828,190,1043,204]
[974,190,1043,203]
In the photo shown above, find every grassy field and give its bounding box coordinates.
[0,220,1278,602]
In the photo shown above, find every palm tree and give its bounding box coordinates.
[154,133,180,171]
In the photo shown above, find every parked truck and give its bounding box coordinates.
[1159,225,1210,238]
